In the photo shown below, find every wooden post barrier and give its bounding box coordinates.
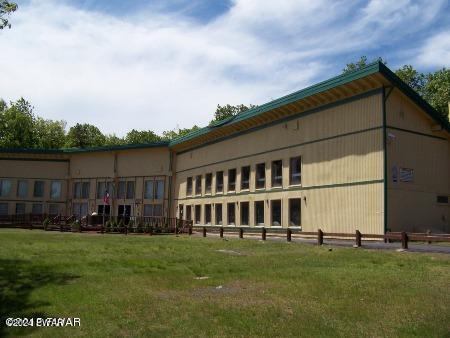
[60,224,63,232]
[401,231,408,250]
[29,223,33,230]
[188,226,192,236]
[125,225,128,236]
[101,225,104,234]
[239,228,243,239]
[427,230,431,244]
[219,227,224,238]
[287,228,292,242]
[355,230,362,247]
[203,227,207,237]
[318,229,323,246]
[262,228,266,241]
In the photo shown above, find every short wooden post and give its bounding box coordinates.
[318,229,323,246]
[188,226,192,236]
[427,230,431,244]
[125,225,128,236]
[219,227,224,238]
[60,224,63,232]
[239,228,243,239]
[101,225,104,234]
[202,227,207,237]
[355,230,362,247]
[79,224,82,233]
[287,228,292,242]
[29,223,33,230]
[401,231,408,250]
[262,228,266,241]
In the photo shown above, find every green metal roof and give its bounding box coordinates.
[169,61,449,147]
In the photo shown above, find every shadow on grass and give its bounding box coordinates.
[0,259,79,337]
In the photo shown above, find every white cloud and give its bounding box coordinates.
[416,31,450,68]
[0,0,447,136]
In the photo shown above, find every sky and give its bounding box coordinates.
[0,0,449,137]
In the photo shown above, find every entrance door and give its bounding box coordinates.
[118,205,131,224]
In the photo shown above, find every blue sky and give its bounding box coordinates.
[0,0,449,136]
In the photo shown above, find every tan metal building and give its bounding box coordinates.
[1,62,449,233]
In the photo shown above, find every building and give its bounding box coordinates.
[1,62,449,233]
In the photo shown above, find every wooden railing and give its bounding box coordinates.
[193,226,450,249]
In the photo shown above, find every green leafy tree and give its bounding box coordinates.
[34,117,66,149]
[211,104,257,124]
[0,98,36,148]
[423,68,450,122]
[65,123,106,148]
[162,126,200,140]
[395,65,426,94]
[342,56,387,74]
[0,1,17,29]
[125,129,162,144]
[104,134,125,146]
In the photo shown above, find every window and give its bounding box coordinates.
[195,175,202,195]
[437,195,449,204]
[186,205,192,221]
[126,181,135,199]
[227,202,235,225]
[81,182,90,199]
[241,166,250,190]
[33,181,45,197]
[73,182,81,199]
[97,182,113,199]
[271,200,282,226]
[155,180,164,200]
[50,181,62,199]
[215,204,222,225]
[179,204,184,219]
[205,204,211,224]
[241,202,249,226]
[49,204,59,216]
[143,204,153,216]
[0,203,8,215]
[153,204,163,216]
[144,180,154,199]
[205,173,212,194]
[271,160,283,187]
[228,169,236,191]
[186,177,193,196]
[117,181,126,199]
[195,205,201,224]
[255,201,265,225]
[255,163,266,189]
[15,203,25,215]
[0,179,11,197]
[32,203,43,214]
[17,180,28,198]
[75,203,89,218]
[289,198,301,227]
[216,171,224,193]
[289,157,302,185]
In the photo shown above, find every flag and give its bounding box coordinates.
[103,190,110,205]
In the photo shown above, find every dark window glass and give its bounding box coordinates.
[49,204,59,216]
[186,205,192,221]
[126,181,135,199]
[17,180,28,198]
[118,181,126,199]
[97,204,111,216]
[50,181,62,199]
[144,181,154,199]
[33,181,44,197]
[74,182,81,198]
[153,204,163,216]
[290,157,302,185]
[256,163,266,189]
[0,179,12,197]
[271,200,282,226]
[205,173,212,194]
[15,203,25,214]
[216,171,224,193]
[144,204,153,216]
[215,204,222,225]
[195,175,202,195]
[32,203,43,214]
[155,180,164,200]
[228,169,236,191]
[437,195,449,204]
[179,204,184,219]
[271,160,283,187]
[289,199,301,227]
[0,203,8,215]
[195,205,201,224]
[205,204,211,224]
[81,182,90,199]
[187,177,193,195]
[227,202,235,225]
[255,201,265,225]
[241,166,250,190]
[241,202,249,226]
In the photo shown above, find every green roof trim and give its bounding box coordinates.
[0,141,170,155]
[169,61,449,147]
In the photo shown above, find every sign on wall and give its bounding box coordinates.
[399,168,414,182]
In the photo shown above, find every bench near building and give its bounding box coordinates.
[1,62,449,234]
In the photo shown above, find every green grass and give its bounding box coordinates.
[0,229,449,338]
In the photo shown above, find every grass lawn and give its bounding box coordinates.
[0,229,449,337]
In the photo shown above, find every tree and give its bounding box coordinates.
[0,98,35,148]
[210,104,257,124]
[34,118,66,149]
[0,1,17,29]
[162,126,200,140]
[342,56,387,74]
[125,129,162,144]
[104,134,125,146]
[423,68,450,122]
[65,123,106,148]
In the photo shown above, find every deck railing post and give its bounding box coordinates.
[220,227,224,238]
[239,228,243,239]
[262,228,266,241]
[401,231,408,250]
[287,228,292,242]
[203,227,207,237]
[427,230,431,244]
[188,225,192,236]
[125,225,128,236]
[318,229,323,246]
[355,230,362,247]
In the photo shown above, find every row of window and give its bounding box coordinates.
[72,179,165,200]
[186,157,301,196]
[0,202,61,215]
[71,203,163,218]
[0,179,62,199]
[180,198,301,227]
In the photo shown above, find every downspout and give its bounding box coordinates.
[167,150,173,219]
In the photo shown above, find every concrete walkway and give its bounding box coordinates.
[193,231,450,254]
